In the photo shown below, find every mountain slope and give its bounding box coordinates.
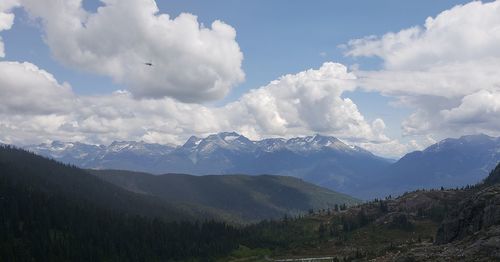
[90,169,361,223]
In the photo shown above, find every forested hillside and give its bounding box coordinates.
[0,146,239,261]
[0,146,359,261]
[91,169,360,223]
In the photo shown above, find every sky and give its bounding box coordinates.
[0,0,499,158]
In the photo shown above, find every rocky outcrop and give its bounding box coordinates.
[391,225,500,262]
[435,163,500,245]
[380,163,500,261]
[435,184,500,244]
[484,163,500,186]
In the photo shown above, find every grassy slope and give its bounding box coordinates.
[89,169,361,223]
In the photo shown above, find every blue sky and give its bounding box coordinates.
[1,0,499,157]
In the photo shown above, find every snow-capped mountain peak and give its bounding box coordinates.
[50,141,74,150]
[182,136,203,149]
[108,141,133,152]
[256,138,286,152]
[25,140,176,167]
[185,132,256,154]
[282,134,354,153]
[424,134,499,153]
[106,141,176,155]
[218,131,241,142]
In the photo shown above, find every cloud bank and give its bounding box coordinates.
[346,1,500,138]
[0,61,389,154]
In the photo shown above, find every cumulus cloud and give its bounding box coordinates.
[0,0,19,57]
[346,1,500,70]
[226,62,387,142]
[0,61,394,155]
[345,1,500,137]
[441,90,500,131]
[356,59,500,99]
[20,0,244,102]
[0,62,75,114]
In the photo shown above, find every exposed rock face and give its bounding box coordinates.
[340,189,464,231]
[435,184,500,244]
[392,225,500,262]
[484,163,500,186]
[461,226,500,260]
[386,163,500,261]
[389,189,463,214]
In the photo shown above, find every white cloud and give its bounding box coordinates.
[20,0,244,102]
[346,1,500,138]
[441,90,500,131]
[358,134,436,159]
[225,62,390,143]
[359,140,414,159]
[0,61,74,114]
[356,59,500,99]
[346,1,500,70]
[0,0,19,57]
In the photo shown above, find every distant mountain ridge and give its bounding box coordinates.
[25,132,374,166]
[26,140,176,171]
[360,134,500,199]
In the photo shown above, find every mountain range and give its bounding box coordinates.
[25,133,500,199]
